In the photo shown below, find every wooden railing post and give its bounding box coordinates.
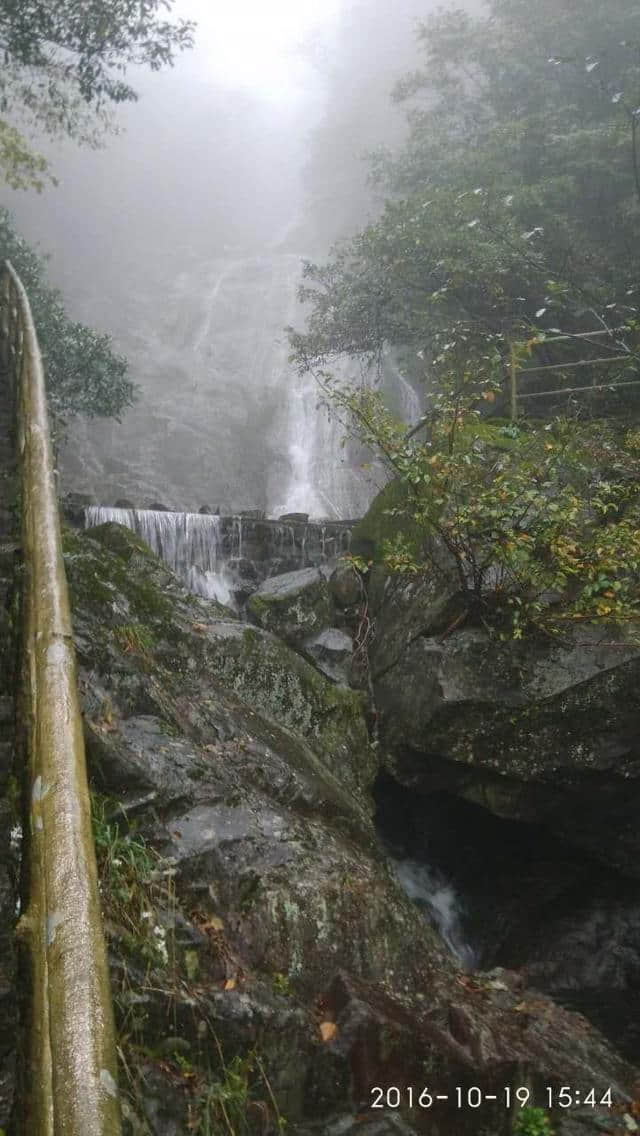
[2,261,121,1136]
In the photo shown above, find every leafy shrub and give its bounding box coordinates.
[513,1106,554,1136]
[0,208,136,422]
[333,379,640,639]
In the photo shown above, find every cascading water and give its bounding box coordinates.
[231,515,243,560]
[84,506,234,605]
[393,859,477,970]
[275,346,424,519]
[269,267,380,520]
[63,249,423,522]
[378,344,424,429]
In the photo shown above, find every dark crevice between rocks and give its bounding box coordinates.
[374,772,640,1064]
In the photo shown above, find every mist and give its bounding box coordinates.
[3,0,433,515]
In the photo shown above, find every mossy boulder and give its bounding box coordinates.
[191,620,374,798]
[64,523,374,804]
[328,558,361,608]
[350,478,411,563]
[354,485,640,875]
[247,566,332,645]
[303,627,354,685]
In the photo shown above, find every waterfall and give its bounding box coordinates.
[275,347,423,520]
[382,347,422,427]
[63,251,422,522]
[231,515,243,560]
[276,373,334,518]
[394,858,477,969]
[84,506,234,606]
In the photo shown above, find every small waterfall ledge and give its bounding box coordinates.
[83,505,354,604]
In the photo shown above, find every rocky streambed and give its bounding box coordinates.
[61,511,640,1135]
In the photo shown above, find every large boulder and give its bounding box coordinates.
[328,558,362,609]
[68,523,374,802]
[303,627,354,685]
[191,620,373,798]
[247,566,332,645]
[61,522,639,1135]
[369,574,640,875]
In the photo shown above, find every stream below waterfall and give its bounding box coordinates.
[376,776,640,1061]
[392,858,477,970]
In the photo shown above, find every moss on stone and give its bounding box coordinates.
[247,570,332,645]
[350,479,414,562]
[204,623,375,795]
[63,524,376,802]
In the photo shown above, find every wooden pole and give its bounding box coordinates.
[4,261,122,1136]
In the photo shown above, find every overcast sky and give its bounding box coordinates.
[173,0,342,99]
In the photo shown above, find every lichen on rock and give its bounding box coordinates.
[247,565,333,645]
[61,520,640,1135]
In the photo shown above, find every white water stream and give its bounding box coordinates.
[85,506,235,605]
[383,347,422,428]
[394,858,477,969]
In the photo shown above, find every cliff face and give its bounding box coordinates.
[358,484,640,1079]
[63,519,639,1135]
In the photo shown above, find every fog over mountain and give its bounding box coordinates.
[4,0,431,516]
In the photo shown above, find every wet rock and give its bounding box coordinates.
[377,778,640,1059]
[304,628,354,685]
[114,497,136,509]
[247,566,333,646]
[372,608,640,874]
[353,483,640,873]
[227,556,259,602]
[62,522,639,1135]
[279,512,309,523]
[329,559,362,609]
[62,490,99,526]
[65,490,97,508]
[506,886,640,994]
[304,971,635,1136]
[196,620,374,798]
[67,524,373,802]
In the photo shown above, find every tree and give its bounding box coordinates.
[0,207,135,420]
[0,0,194,189]
[289,0,640,638]
[332,380,640,638]
[290,0,640,411]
